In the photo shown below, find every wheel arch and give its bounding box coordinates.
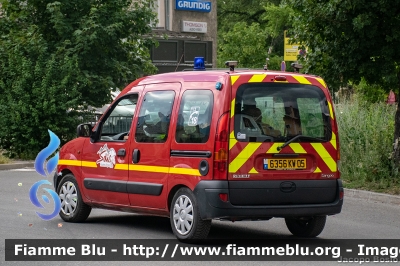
[55,168,73,190]
[168,184,189,212]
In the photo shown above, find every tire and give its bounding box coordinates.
[170,187,211,242]
[285,216,326,237]
[57,174,91,222]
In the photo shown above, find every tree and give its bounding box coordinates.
[218,0,274,32]
[217,1,294,69]
[0,0,157,158]
[218,22,269,68]
[287,0,400,169]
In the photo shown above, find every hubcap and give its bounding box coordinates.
[173,195,193,236]
[59,181,78,216]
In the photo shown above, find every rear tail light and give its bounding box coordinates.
[213,112,229,180]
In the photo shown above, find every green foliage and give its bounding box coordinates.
[336,97,400,194]
[217,22,268,68]
[354,78,389,103]
[288,0,400,91]
[217,1,294,68]
[0,152,10,164]
[218,0,272,32]
[0,0,157,158]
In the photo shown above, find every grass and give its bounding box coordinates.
[336,97,400,195]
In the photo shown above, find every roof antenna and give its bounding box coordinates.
[175,53,184,72]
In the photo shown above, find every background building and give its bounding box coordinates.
[150,0,217,73]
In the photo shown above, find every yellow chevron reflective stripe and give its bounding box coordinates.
[288,143,307,153]
[311,143,337,172]
[229,131,237,150]
[315,78,327,88]
[229,143,261,173]
[115,164,129,170]
[58,159,81,166]
[330,132,337,149]
[82,161,97,167]
[314,167,322,173]
[293,75,312,85]
[129,165,169,173]
[231,75,240,85]
[248,74,267,83]
[328,101,335,120]
[58,160,200,175]
[169,168,201,175]
[249,167,258,174]
[230,98,235,118]
[266,143,283,153]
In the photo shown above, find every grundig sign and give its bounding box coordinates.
[181,21,207,33]
[176,0,211,13]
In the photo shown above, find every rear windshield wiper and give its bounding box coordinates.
[277,135,326,151]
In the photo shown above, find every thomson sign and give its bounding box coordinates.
[176,0,211,13]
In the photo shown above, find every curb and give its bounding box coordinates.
[344,188,400,206]
[0,162,34,171]
[1,163,400,206]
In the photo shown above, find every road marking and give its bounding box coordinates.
[8,168,36,171]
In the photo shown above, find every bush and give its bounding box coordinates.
[336,96,400,194]
[0,151,10,164]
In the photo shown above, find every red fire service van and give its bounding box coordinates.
[55,59,343,241]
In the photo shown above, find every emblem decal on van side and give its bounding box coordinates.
[96,144,116,168]
[188,106,200,126]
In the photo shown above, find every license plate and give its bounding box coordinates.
[263,158,306,170]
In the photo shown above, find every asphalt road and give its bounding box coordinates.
[1,169,400,266]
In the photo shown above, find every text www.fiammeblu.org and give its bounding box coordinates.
[123,244,342,258]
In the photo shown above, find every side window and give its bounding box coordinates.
[135,90,175,143]
[100,94,138,141]
[175,90,213,143]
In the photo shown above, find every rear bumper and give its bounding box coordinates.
[193,179,343,220]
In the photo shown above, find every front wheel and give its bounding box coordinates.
[285,216,326,237]
[57,174,91,222]
[170,187,211,242]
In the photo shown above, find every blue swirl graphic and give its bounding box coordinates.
[34,130,60,176]
[29,180,61,221]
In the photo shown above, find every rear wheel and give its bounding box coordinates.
[170,187,211,242]
[285,216,326,237]
[57,174,91,222]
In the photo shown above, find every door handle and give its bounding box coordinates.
[133,149,140,164]
[117,148,126,157]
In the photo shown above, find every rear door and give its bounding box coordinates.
[227,74,338,204]
[128,83,181,209]
[169,87,216,190]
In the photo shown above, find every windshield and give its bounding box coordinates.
[234,83,331,143]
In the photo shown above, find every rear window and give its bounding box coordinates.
[234,83,331,143]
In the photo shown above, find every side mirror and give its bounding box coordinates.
[77,123,93,138]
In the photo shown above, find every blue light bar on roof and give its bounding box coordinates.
[194,57,206,71]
